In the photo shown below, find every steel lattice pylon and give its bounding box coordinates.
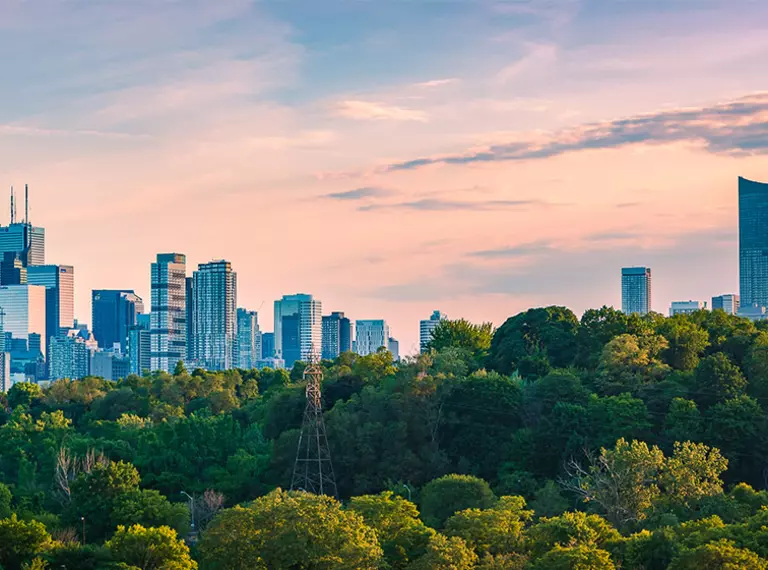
[290,351,338,497]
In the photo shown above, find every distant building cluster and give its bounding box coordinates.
[620,176,765,322]
[0,189,422,389]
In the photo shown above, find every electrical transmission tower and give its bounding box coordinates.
[290,349,338,497]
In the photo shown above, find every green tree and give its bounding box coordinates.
[7,383,43,409]
[668,539,767,569]
[530,544,615,570]
[527,511,620,558]
[420,474,496,529]
[408,534,478,570]
[661,441,727,505]
[111,490,189,535]
[693,353,747,408]
[106,525,195,570]
[427,319,494,365]
[596,334,670,393]
[348,491,434,569]
[706,395,765,485]
[198,489,382,570]
[0,515,52,570]
[0,483,12,519]
[745,333,768,401]
[173,361,188,377]
[576,307,630,370]
[529,481,570,518]
[445,496,532,556]
[664,398,703,444]
[659,317,710,371]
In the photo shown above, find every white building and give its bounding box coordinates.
[355,319,390,356]
[191,260,237,371]
[274,294,322,368]
[669,300,707,316]
[236,308,261,370]
[420,310,445,352]
[150,253,187,373]
[712,294,740,315]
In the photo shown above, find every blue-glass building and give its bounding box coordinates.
[739,177,768,309]
[91,290,144,351]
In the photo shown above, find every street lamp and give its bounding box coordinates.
[80,516,86,544]
[181,491,195,531]
[402,484,412,502]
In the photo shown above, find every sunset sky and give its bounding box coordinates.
[1,0,767,353]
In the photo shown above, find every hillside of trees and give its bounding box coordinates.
[2,306,768,568]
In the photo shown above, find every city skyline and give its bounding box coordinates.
[2,1,767,352]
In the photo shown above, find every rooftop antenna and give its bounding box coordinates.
[9,186,13,224]
[24,184,28,224]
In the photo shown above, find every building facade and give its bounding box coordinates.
[739,177,768,309]
[91,290,144,351]
[712,294,740,315]
[419,310,445,352]
[236,308,261,369]
[0,285,47,358]
[388,337,400,361]
[261,332,275,359]
[621,267,652,315]
[669,300,707,316]
[191,260,237,371]
[27,265,75,347]
[48,330,92,381]
[274,294,322,367]
[0,223,45,267]
[355,319,390,356]
[321,311,352,360]
[127,313,151,376]
[150,253,187,373]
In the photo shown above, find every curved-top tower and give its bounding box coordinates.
[738,176,768,308]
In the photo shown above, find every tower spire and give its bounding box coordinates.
[9,186,13,224]
[25,184,28,224]
[290,347,338,496]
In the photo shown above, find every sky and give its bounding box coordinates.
[1,0,767,355]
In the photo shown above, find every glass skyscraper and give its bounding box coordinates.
[739,177,768,309]
[355,319,390,356]
[321,311,351,360]
[274,294,322,368]
[28,264,75,361]
[419,310,445,353]
[0,224,44,267]
[91,289,144,351]
[236,308,260,369]
[621,267,652,315]
[191,260,237,371]
[127,313,151,376]
[150,253,187,373]
[0,285,47,358]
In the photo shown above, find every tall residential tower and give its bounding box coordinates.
[150,253,187,373]
[191,260,237,370]
[621,267,652,315]
[274,294,322,368]
[739,177,768,309]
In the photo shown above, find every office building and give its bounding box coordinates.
[321,311,352,360]
[90,350,130,381]
[127,313,151,376]
[91,290,144,351]
[712,294,740,315]
[0,285,47,358]
[236,308,261,369]
[739,177,768,309]
[185,277,196,365]
[388,337,400,361]
[621,267,652,315]
[669,300,707,316]
[0,186,44,267]
[261,332,275,359]
[0,311,9,391]
[420,310,445,352]
[150,253,187,373]
[738,305,768,321]
[1,252,26,285]
[191,260,237,371]
[49,330,93,381]
[28,265,75,347]
[355,319,390,356]
[256,356,285,370]
[274,294,322,368]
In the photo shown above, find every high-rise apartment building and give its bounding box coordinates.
[621,267,652,315]
[321,311,352,360]
[91,290,144,351]
[127,313,151,376]
[0,285,47,358]
[28,265,75,346]
[669,300,707,316]
[191,260,237,371]
[355,319,390,356]
[150,253,187,373]
[388,337,400,361]
[236,308,261,370]
[420,310,445,352]
[712,294,740,315]
[739,177,768,309]
[261,332,275,359]
[49,330,92,381]
[274,294,322,368]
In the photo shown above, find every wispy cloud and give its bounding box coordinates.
[325,187,394,200]
[0,124,149,140]
[469,240,553,259]
[385,92,768,171]
[359,198,543,212]
[334,100,429,122]
[412,78,459,89]
[496,42,558,83]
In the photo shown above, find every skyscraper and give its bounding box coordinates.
[739,177,768,309]
[274,294,322,368]
[150,253,187,373]
[91,290,144,351]
[0,285,47,358]
[712,294,740,315]
[621,267,652,315]
[49,330,92,381]
[321,311,352,360]
[261,332,275,359]
[0,186,44,267]
[388,337,400,361]
[127,313,151,376]
[191,260,237,371]
[0,252,26,285]
[355,319,390,356]
[28,265,75,346]
[236,308,261,369]
[420,310,445,352]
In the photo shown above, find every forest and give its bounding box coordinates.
[2,306,768,568]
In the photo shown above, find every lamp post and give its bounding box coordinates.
[402,484,412,502]
[80,516,86,544]
[181,491,195,531]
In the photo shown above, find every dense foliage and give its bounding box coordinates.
[2,306,768,568]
